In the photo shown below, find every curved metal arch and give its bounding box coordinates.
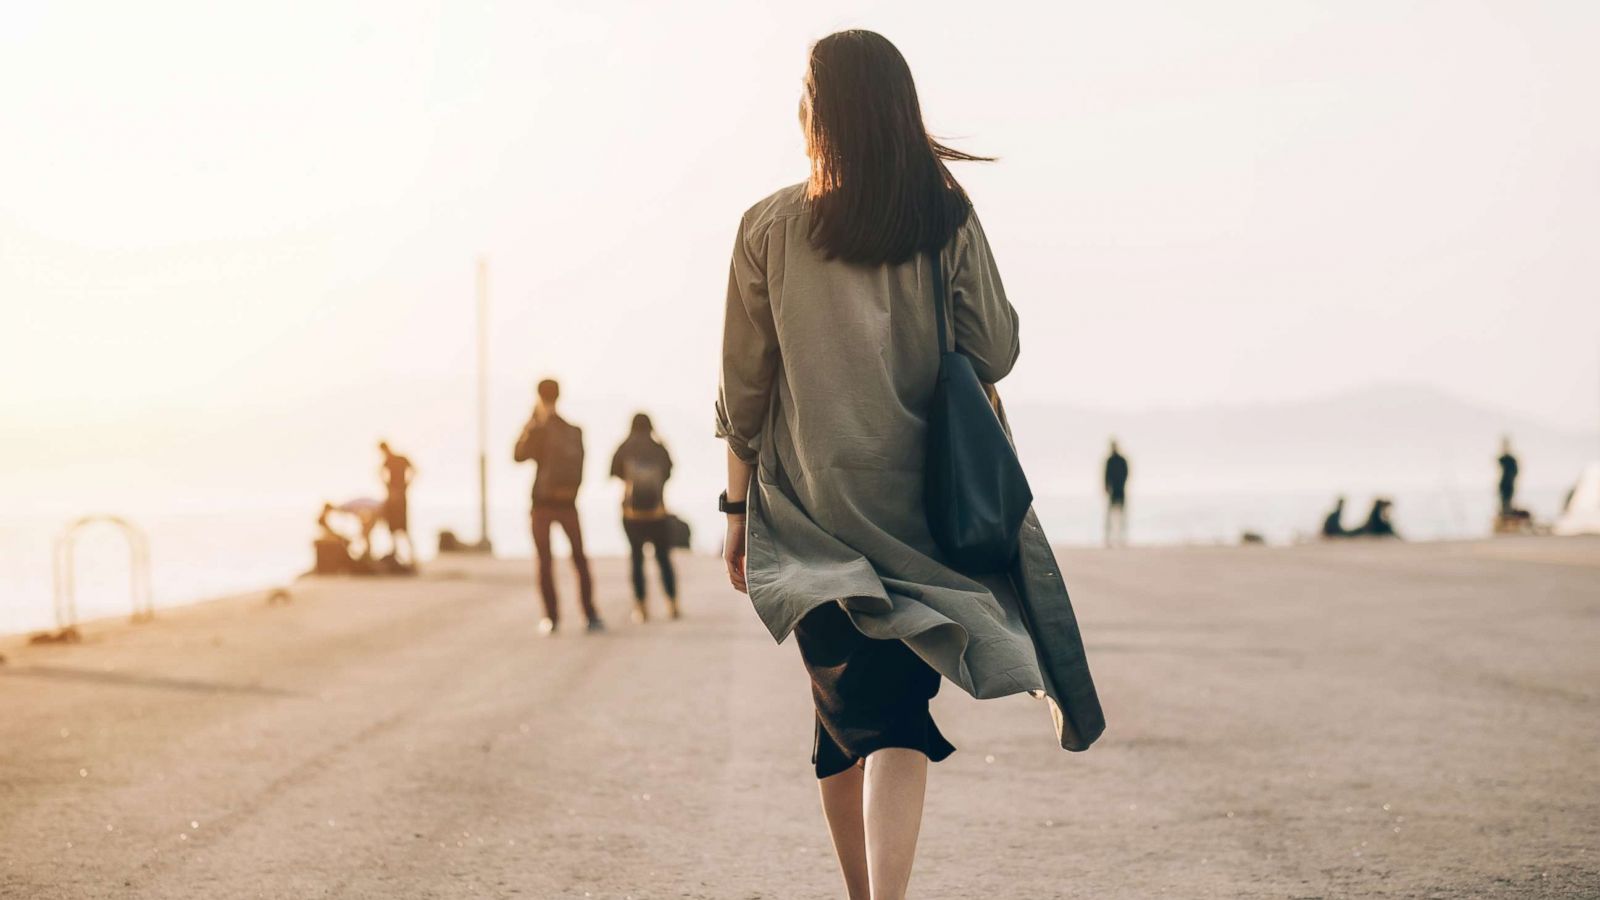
[52,515,154,630]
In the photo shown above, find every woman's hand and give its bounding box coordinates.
[724,514,748,593]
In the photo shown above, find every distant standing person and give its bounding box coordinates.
[1497,436,1519,516]
[378,441,415,566]
[513,379,601,635]
[1104,439,1129,548]
[610,413,679,623]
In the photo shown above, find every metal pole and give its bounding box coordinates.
[476,256,491,550]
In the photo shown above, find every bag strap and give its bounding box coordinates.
[932,246,951,353]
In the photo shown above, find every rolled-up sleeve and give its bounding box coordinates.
[949,212,1021,384]
[715,213,779,465]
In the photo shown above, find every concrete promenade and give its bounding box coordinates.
[2,538,1597,898]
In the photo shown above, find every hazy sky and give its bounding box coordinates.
[3,0,1598,523]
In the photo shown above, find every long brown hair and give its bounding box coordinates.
[803,30,991,265]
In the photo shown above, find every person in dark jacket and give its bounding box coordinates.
[611,413,679,622]
[1497,436,1520,516]
[514,378,601,636]
[1104,439,1129,548]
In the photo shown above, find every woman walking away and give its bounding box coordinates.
[611,413,679,622]
[716,30,1103,899]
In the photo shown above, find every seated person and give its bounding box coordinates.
[1353,498,1399,538]
[1321,496,1348,538]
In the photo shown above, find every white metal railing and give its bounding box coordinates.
[52,515,154,631]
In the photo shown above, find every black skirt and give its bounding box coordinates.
[795,601,956,779]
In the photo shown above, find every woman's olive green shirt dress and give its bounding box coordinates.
[716,183,1104,755]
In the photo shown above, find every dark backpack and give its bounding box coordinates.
[623,457,667,512]
[539,421,585,501]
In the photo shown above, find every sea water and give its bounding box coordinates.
[0,485,1570,637]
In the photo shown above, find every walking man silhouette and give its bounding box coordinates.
[514,379,601,635]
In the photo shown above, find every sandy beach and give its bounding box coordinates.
[2,537,1597,898]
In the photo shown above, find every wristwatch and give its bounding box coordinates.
[718,491,747,515]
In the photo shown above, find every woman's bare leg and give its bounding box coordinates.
[818,765,870,900]
[862,748,928,900]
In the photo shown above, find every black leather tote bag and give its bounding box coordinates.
[924,248,1034,573]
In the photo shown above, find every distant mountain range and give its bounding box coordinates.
[1005,382,1599,498]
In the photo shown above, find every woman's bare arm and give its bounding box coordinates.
[724,445,753,593]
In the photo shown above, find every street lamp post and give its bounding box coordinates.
[475,255,493,552]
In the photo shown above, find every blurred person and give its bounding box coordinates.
[315,502,356,569]
[716,31,1102,900]
[1354,497,1400,538]
[1103,438,1129,548]
[316,502,349,543]
[378,440,416,566]
[610,413,679,622]
[514,379,601,635]
[1497,436,1520,516]
[1321,496,1348,538]
[317,499,382,565]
